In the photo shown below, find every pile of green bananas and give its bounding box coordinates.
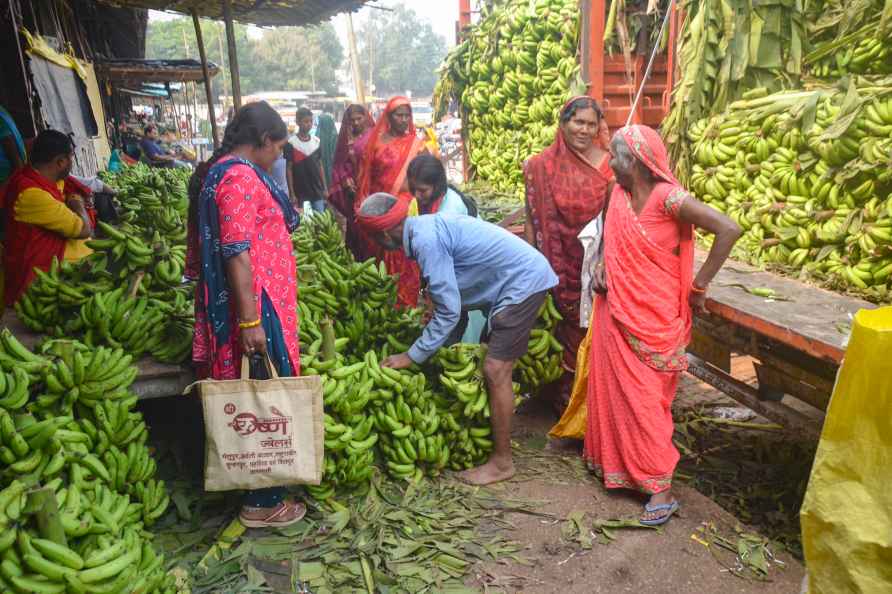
[0,332,173,592]
[433,344,506,471]
[688,83,892,300]
[662,0,807,181]
[291,212,567,496]
[294,212,421,359]
[16,163,195,365]
[85,223,187,294]
[805,0,891,77]
[99,164,189,244]
[300,328,452,496]
[516,296,564,392]
[293,215,444,496]
[16,223,194,364]
[434,0,580,199]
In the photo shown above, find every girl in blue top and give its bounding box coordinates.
[407,154,486,343]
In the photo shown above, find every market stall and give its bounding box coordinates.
[96,58,221,160]
[92,0,373,147]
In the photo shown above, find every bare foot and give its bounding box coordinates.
[457,458,515,485]
[240,500,306,528]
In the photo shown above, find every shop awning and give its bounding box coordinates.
[96,59,220,84]
[92,0,373,27]
[118,86,171,98]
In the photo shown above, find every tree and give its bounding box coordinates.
[251,25,344,94]
[144,18,345,96]
[356,5,448,98]
[145,18,253,100]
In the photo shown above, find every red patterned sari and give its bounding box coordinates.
[355,97,426,308]
[584,125,694,494]
[524,99,613,402]
[329,106,374,261]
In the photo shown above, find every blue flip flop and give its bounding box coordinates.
[640,500,679,526]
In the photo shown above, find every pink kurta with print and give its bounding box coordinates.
[193,161,300,380]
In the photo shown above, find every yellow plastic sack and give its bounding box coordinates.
[548,322,593,440]
[800,306,892,594]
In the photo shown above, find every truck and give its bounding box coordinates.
[457,0,873,435]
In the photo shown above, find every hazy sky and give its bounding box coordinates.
[149,1,460,48]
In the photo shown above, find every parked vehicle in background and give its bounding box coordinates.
[412,102,434,127]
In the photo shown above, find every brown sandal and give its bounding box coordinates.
[239,500,306,528]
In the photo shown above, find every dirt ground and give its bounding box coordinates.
[468,374,807,594]
[142,360,810,593]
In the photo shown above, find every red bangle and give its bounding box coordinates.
[691,283,707,294]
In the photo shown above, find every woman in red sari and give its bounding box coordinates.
[524,97,613,412]
[355,97,430,308]
[588,125,741,525]
[328,105,374,260]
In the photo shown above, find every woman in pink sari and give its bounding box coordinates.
[355,97,431,307]
[588,125,741,525]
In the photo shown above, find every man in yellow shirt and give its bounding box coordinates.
[3,130,93,305]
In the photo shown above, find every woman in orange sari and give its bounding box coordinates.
[524,97,613,413]
[355,97,429,307]
[588,125,741,525]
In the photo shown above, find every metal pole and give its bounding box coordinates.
[345,13,366,104]
[625,0,675,127]
[222,0,242,109]
[216,23,229,116]
[191,9,219,149]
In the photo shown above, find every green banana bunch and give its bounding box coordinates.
[688,84,892,302]
[0,522,174,593]
[434,0,581,199]
[14,257,114,337]
[16,211,195,365]
[0,334,172,591]
[515,295,564,393]
[433,343,504,471]
[663,0,808,181]
[100,163,189,245]
[294,211,421,359]
[805,0,891,77]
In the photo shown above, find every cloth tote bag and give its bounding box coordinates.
[190,356,324,491]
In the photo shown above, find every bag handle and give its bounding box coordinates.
[240,354,280,380]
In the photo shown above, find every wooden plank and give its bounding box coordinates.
[497,206,525,229]
[754,362,830,412]
[689,328,731,372]
[1,311,192,399]
[698,251,873,363]
[687,355,822,440]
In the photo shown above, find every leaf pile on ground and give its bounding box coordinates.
[672,405,816,557]
[150,475,536,593]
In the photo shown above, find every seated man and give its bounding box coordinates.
[357,193,558,485]
[140,124,189,169]
[3,130,94,305]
